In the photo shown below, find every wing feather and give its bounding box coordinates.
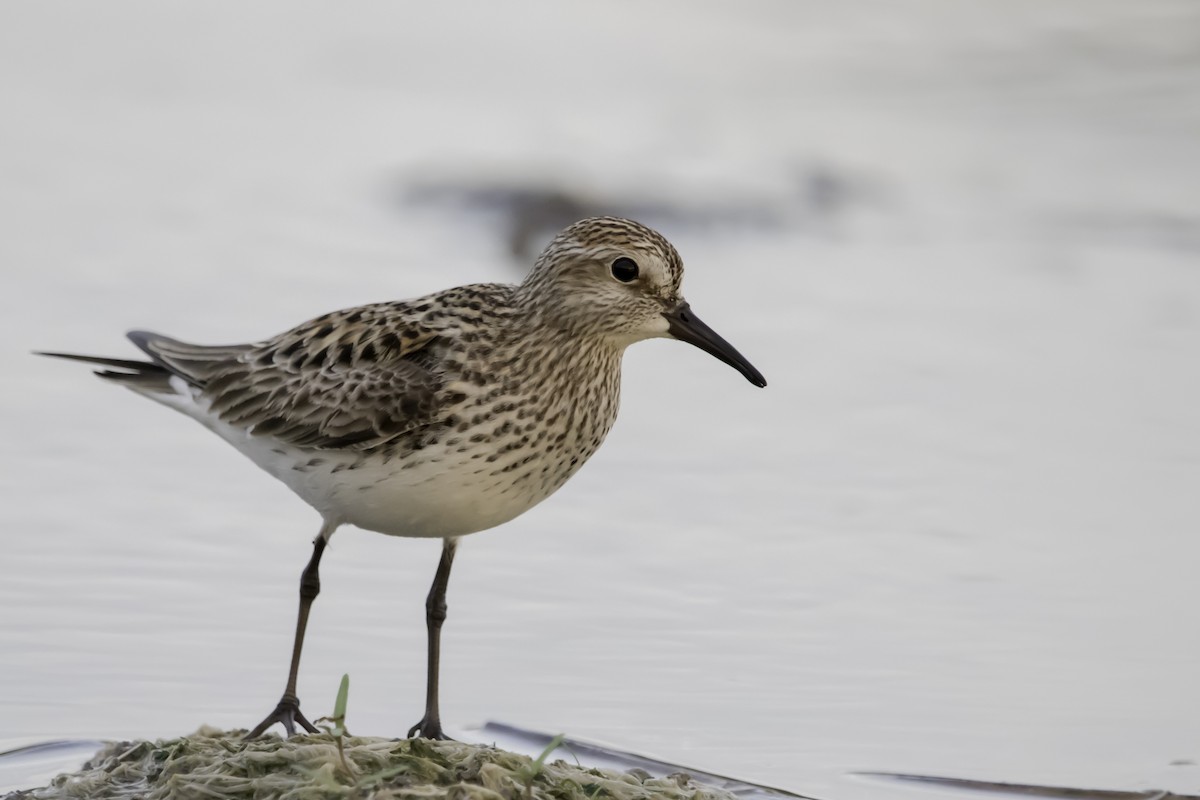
[132,301,447,452]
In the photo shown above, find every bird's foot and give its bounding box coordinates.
[407,715,453,741]
[245,694,319,739]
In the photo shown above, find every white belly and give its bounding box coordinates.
[224,429,552,537]
[146,372,600,539]
[303,450,551,538]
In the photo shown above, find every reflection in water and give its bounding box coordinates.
[858,772,1200,800]
[0,740,106,795]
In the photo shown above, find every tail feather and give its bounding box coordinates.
[127,330,253,386]
[35,351,167,373]
[38,330,254,395]
[35,350,174,392]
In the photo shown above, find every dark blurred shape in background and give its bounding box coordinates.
[398,162,886,266]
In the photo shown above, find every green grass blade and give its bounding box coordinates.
[334,674,350,720]
[532,734,565,772]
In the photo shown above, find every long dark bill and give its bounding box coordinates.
[663,303,767,388]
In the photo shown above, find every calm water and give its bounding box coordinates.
[2,3,1199,798]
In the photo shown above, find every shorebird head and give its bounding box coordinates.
[521,216,766,387]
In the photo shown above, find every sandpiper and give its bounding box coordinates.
[40,216,766,740]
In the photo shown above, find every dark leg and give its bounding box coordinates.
[407,537,459,740]
[245,531,330,739]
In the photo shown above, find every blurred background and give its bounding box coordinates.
[2,2,1198,798]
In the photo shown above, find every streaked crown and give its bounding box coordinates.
[517,216,687,345]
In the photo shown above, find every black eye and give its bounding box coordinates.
[611,257,639,283]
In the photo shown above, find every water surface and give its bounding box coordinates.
[2,3,1198,798]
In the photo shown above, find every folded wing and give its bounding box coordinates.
[125,304,445,451]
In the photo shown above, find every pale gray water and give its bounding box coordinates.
[2,2,1199,798]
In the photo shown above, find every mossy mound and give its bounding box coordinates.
[9,728,737,800]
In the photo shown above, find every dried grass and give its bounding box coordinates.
[9,728,736,800]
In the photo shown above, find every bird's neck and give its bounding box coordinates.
[512,284,625,349]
